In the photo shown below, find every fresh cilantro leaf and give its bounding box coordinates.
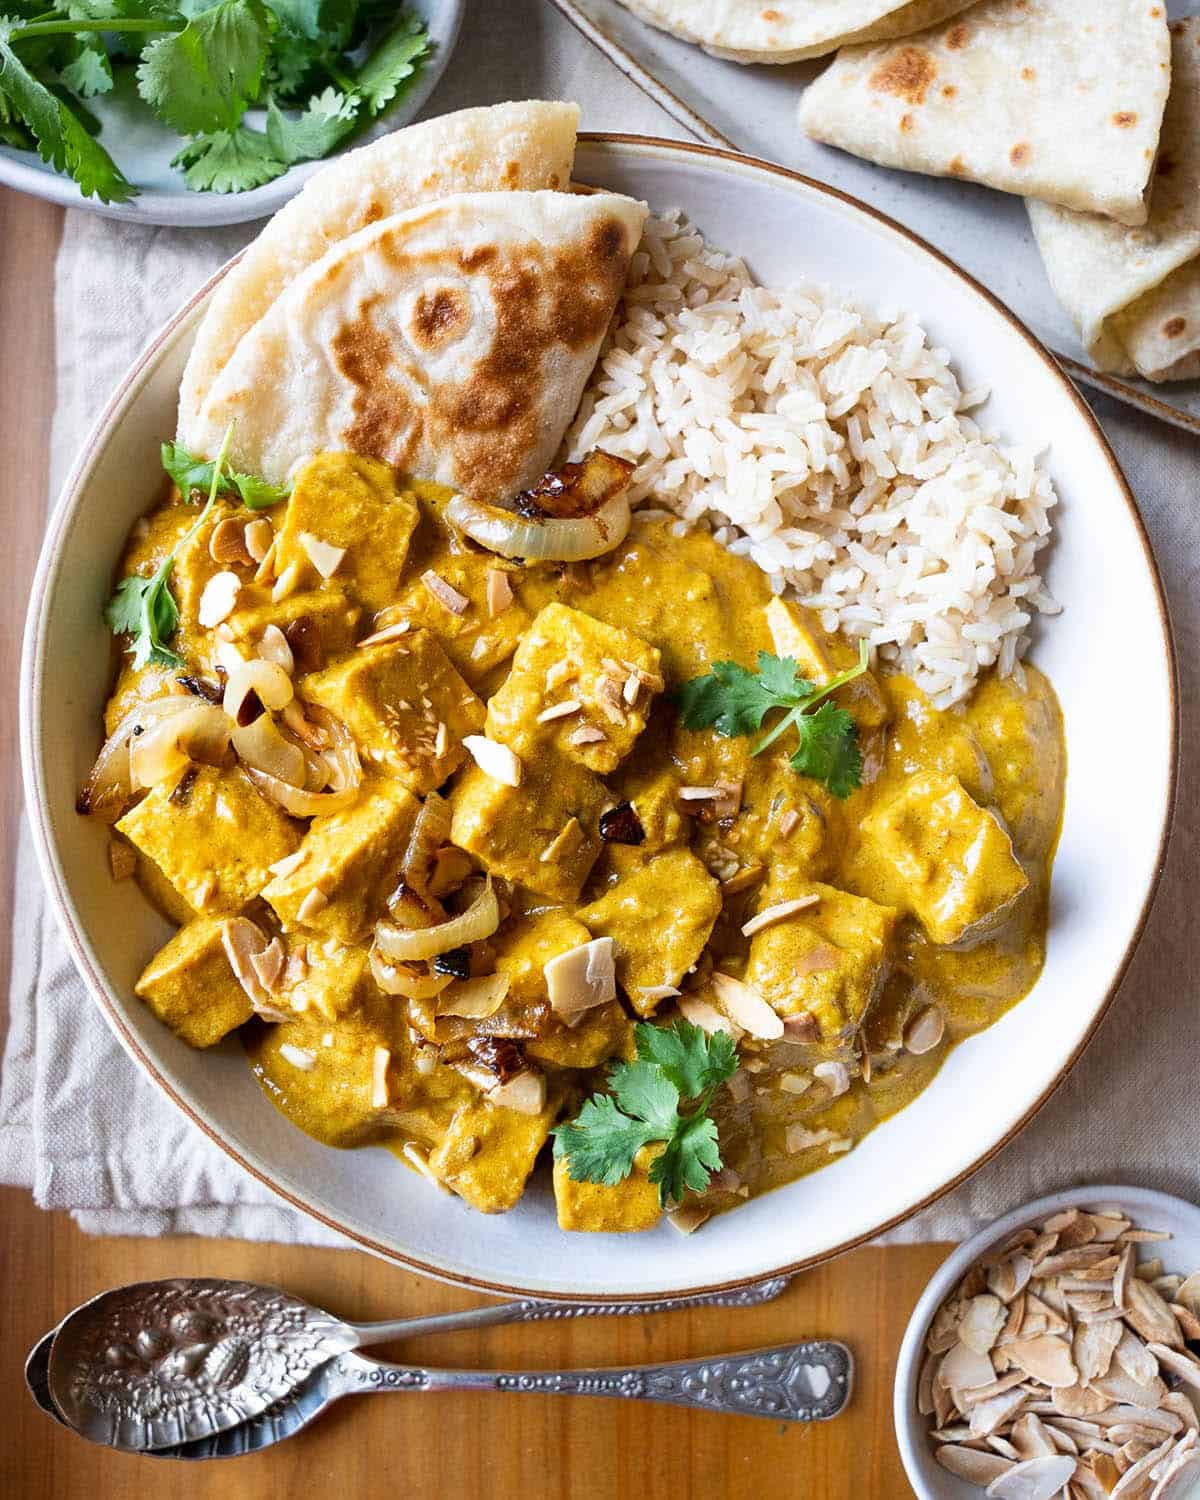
[265,85,355,164]
[790,701,862,800]
[161,439,290,509]
[676,641,869,800]
[635,1020,737,1101]
[264,0,356,45]
[261,19,315,98]
[58,35,113,96]
[137,0,270,135]
[0,22,134,200]
[552,1020,738,1208]
[353,6,427,116]
[104,569,181,669]
[171,123,285,191]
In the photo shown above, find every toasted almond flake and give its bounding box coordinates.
[297,886,329,923]
[108,838,136,882]
[271,561,301,602]
[371,1045,390,1108]
[193,876,215,909]
[254,536,278,585]
[1122,1230,1173,1244]
[210,517,253,566]
[249,937,285,993]
[463,734,522,787]
[321,1031,334,1047]
[568,723,606,746]
[741,893,820,937]
[485,568,513,618]
[545,937,616,1026]
[268,849,306,879]
[401,1141,447,1191]
[721,863,766,895]
[633,664,664,693]
[358,619,411,649]
[676,991,742,1039]
[253,622,294,675]
[221,916,272,1007]
[421,569,469,615]
[678,785,720,801]
[433,722,448,759]
[299,531,346,580]
[778,806,801,837]
[489,1068,547,1116]
[710,971,784,1040]
[279,1043,316,1071]
[539,817,584,866]
[937,1447,1015,1485]
[198,570,241,628]
[904,1004,945,1055]
[244,517,274,562]
[637,984,681,1004]
[1126,1279,1185,1349]
[813,1060,850,1099]
[537,698,582,723]
[545,660,575,690]
[622,672,642,705]
[778,1071,811,1095]
[667,1203,710,1235]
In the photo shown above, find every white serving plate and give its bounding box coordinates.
[549,0,1200,438]
[20,135,1177,1299]
[894,1186,1200,1499]
[0,0,464,227]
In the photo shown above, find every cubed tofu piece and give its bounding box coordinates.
[881,675,992,808]
[486,602,662,774]
[429,1094,557,1214]
[577,848,722,1017]
[450,753,605,903]
[745,878,896,1043]
[857,772,1029,945]
[117,765,300,916]
[490,908,593,1006]
[302,632,485,795]
[287,943,379,1023]
[765,598,888,730]
[553,1156,663,1233]
[134,915,252,1047]
[225,588,362,672]
[272,452,418,613]
[527,1001,633,1071]
[386,554,530,688]
[263,778,419,942]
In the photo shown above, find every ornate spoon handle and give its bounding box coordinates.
[327,1340,853,1423]
[348,1276,792,1345]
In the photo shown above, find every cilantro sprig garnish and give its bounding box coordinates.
[0,3,430,201]
[552,1020,739,1208]
[676,642,870,800]
[161,440,290,511]
[105,423,239,669]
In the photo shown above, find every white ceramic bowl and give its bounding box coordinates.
[894,1185,1200,1499]
[20,136,1178,1299]
[0,0,464,227]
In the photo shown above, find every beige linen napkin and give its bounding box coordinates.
[3,0,1198,1247]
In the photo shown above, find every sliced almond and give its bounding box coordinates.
[300,532,346,579]
[210,516,253,566]
[271,561,301,602]
[936,1446,1015,1485]
[1127,1279,1185,1350]
[463,734,522,787]
[249,936,285,993]
[243,517,274,562]
[960,1295,1009,1357]
[358,619,411,649]
[485,568,513,618]
[1006,1335,1078,1388]
[676,992,742,1039]
[904,1004,945,1055]
[812,1060,850,1100]
[568,723,606,746]
[545,938,616,1027]
[1148,1344,1200,1394]
[985,1454,1077,1500]
[537,698,582,723]
[709,972,784,1040]
[741,894,819,937]
[421,569,469,615]
[198,570,241,628]
[297,886,329,923]
[278,1043,316,1071]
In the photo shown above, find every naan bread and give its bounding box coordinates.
[177,101,580,435]
[1029,19,1200,382]
[185,191,647,501]
[613,0,976,64]
[800,0,1171,226]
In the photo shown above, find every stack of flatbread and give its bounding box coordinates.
[178,101,648,495]
[798,1,1200,383]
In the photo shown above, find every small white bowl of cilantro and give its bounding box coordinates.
[0,0,464,225]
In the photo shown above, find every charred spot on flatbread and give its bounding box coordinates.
[1010,143,1031,166]
[1163,317,1188,338]
[1113,111,1139,127]
[410,285,473,350]
[869,48,937,107]
[945,22,970,48]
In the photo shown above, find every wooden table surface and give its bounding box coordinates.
[0,185,950,1498]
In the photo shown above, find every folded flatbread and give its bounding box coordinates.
[799,0,1171,226]
[177,101,580,435]
[614,0,976,63]
[185,191,648,501]
[1028,19,1200,383]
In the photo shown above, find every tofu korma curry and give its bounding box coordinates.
[84,449,1064,1234]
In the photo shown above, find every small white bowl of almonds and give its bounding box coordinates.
[895,1187,1200,1500]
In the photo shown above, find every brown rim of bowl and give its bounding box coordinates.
[20,133,1180,1302]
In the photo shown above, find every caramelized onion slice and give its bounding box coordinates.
[368,948,453,1001]
[445,450,634,562]
[232,713,307,788]
[305,703,361,793]
[245,767,359,818]
[78,697,196,820]
[375,878,499,962]
[436,972,510,1019]
[130,702,232,790]
[400,791,451,894]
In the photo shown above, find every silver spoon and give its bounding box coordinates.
[42,1274,808,1451]
[30,1320,851,1459]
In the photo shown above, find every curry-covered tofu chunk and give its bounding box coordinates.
[578,848,722,1016]
[272,452,418,614]
[765,598,888,730]
[450,753,605,903]
[287,943,379,1023]
[744,878,896,1044]
[134,915,252,1048]
[553,1156,663,1233]
[528,1001,633,1071]
[857,772,1028,945]
[302,632,484,795]
[429,1094,557,1214]
[263,778,419,943]
[387,556,531,688]
[225,588,362,671]
[486,602,663,775]
[117,765,300,916]
[490,908,592,1007]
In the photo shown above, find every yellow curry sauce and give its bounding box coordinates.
[97,452,1064,1232]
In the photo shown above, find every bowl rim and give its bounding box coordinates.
[891,1184,1200,1498]
[19,131,1180,1300]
